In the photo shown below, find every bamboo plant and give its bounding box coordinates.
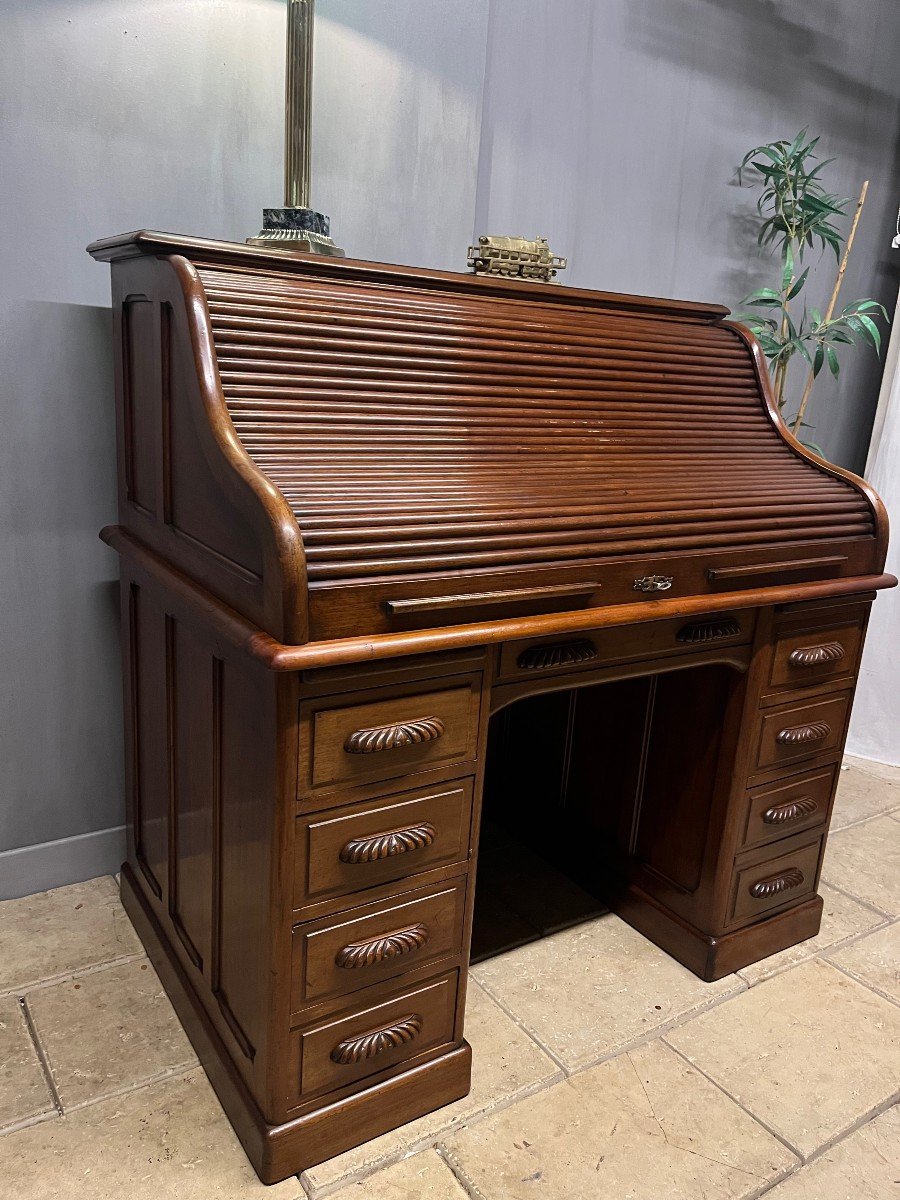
[732,130,888,454]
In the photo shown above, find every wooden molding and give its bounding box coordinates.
[330,1015,423,1065]
[676,617,742,644]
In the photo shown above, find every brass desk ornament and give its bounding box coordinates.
[249,0,343,255]
[467,235,566,282]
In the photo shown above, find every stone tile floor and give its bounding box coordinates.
[0,756,897,1199]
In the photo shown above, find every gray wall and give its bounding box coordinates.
[1,0,898,896]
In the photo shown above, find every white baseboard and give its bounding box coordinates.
[0,825,126,900]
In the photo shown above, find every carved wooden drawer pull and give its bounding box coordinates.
[335,923,430,970]
[762,797,819,826]
[787,641,845,668]
[330,1014,422,1065]
[749,867,805,899]
[517,640,598,670]
[344,717,445,755]
[776,721,830,746]
[339,821,437,864]
[676,617,742,644]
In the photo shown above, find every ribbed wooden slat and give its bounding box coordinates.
[197,265,873,585]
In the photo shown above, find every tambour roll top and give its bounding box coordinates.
[88,232,886,644]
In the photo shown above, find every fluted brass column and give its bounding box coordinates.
[248,0,343,254]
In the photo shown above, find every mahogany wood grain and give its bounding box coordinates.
[90,232,892,1183]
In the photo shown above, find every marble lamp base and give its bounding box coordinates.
[247,206,344,256]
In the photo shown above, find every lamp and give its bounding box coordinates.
[249,0,343,255]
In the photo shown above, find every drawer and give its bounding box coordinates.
[301,680,481,796]
[768,619,864,693]
[292,972,458,1103]
[498,609,753,681]
[754,693,850,774]
[741,766,836,850]
[291,882,466,1012]
[730,836,822,923]
[294,780,474,907]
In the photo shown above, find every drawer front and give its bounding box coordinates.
[294,972,458,1102]
[755,694,850,773]
[730,837,822,923]
[769,619,864,692]
[741,766,836,850]
[303,682,481,795]
[292,882,466,1011]
[295,781,473,906]
[498,609,753,681]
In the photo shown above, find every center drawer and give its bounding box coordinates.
[291,881,466,1013]
[294,779,474,909]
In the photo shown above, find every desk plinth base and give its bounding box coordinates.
[120,865,472,1185]
[614,883,825,982]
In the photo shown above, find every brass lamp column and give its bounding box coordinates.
[249,0,343,254]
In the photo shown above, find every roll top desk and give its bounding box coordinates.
[88,231,894,1183]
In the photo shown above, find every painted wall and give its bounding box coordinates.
[1,0,898,895]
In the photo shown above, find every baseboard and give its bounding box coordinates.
[0,825,126,900]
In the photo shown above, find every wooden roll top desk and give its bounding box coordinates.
[88,231,894,1183]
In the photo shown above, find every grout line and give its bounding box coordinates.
[830,803,900,833]
[58,1059,200,1116]
[841,759,900,787]
[473,967,748,1081]
[737,915,892,988]
[436,1144,490,1200]
[19,996,63,1117]
[0,952,147,1000]
[823,955,900,1010]
[816,876,895,921]
[299,1071,565,1199]
[661,1038,805,1162]
[0,1107,60,1140]
[790,1092,900,1171]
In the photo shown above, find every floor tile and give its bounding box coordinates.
[301,979,561,1195]
[324,1151,467,1199]
[25,958,197,1110]
[0,997,54,1132]
[470,911,743,1071]
[0,877,141,995]
[441,1038,796,1200]
[843,755,900,786]
[828,920,900,1005]
[666,959,900,1158]
[821,814,900,916]
[830,764,900,830]
[0,1069,303,1199]
[737,882,885,986]
[762,1104,899,1199]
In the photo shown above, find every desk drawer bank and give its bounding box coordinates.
[89,231,894,1184]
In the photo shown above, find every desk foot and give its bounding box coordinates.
[613,883,824,982]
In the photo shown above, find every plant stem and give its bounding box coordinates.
[792,179,869,436]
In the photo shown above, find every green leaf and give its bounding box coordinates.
[826,345,840,377]
[786,268,810,300]
[810,307,823,328]
[781,242,795,292]
[813,343,825,377]
[857,315,882,354]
